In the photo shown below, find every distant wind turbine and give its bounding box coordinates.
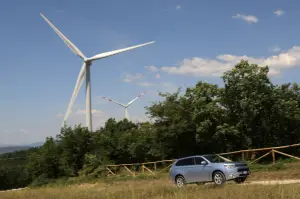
[102,92,146,120]
[40,13,154,131]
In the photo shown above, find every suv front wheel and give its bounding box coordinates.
[213,171,226,185]
[234,177,247,184]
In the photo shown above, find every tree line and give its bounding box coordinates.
[1,60,300,190]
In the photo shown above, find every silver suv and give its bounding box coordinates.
[169,154,250,187]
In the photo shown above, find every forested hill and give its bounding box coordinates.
[1,60,300,190]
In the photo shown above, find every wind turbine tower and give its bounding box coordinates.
[40,13,154,132]
[102,92,146,120]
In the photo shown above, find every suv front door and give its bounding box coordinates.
[192,157,212,182]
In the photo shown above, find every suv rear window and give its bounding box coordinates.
[175,157,194,166]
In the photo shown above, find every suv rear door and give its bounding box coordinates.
[175,157,195,183]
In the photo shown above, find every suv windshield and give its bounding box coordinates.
[203,155,230,163]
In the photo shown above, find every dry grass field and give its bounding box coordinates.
[1,179,300,199]
[1,161,300,199]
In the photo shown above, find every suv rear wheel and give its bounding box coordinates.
[213,171,226,185]
[175,175,186,187]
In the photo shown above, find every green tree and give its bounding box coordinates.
[270,83,300,146]
[26,137,60,180]
[221,60,275,148]
[94,118,139,164]
[185,81,238,153]
[56,124,93,176]
[146,89,198,158]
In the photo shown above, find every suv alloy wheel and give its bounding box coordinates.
[175,175,186,187]
[213,171,226,185]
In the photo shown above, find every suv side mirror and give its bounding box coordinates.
[201,160,207,165]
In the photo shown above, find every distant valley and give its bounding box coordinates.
[0,142,44,154]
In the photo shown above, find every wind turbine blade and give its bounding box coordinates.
[127,91,146,106]
[40,13,86,60]
[88,41,155,61]
[62,63,86,125]
[102,96,126,107]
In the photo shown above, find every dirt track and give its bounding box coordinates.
[245,179,300,185]
[199,179,300,186]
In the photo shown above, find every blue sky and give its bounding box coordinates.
[1,0,300,145]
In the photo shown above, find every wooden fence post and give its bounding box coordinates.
[272,149,275,164]
[141,164,145,173]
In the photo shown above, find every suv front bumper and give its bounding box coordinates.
[224,167,250,180]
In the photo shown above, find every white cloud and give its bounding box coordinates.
[263,47,300,68]
[232,14,258,24]
[61,108,107,130]
[138,82,153,87]
[176,5,181,10]
[269,45,281,53]
[130,115,151,123]
[157,82,179,93]
[145,65,158,72]
[123,73,143,82]
[62,106,154,130]
[268,68,280,76]
[19,129,28,134]
[123,71,161,87]
[56,113,64,118]
[136,81,177,88]
[160,82,173,87]
[158,45,300,77]
[75,109,104,117]
[274,9,284,16]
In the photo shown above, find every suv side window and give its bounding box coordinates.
[194,157,205,165]
[175,158,194,166]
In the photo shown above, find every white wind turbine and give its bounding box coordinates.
[40,13,154,132]
[102,92,146,120]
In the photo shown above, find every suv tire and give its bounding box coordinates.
[175,175,186,187]
[213,171,226,185]
[234,177,247,184]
